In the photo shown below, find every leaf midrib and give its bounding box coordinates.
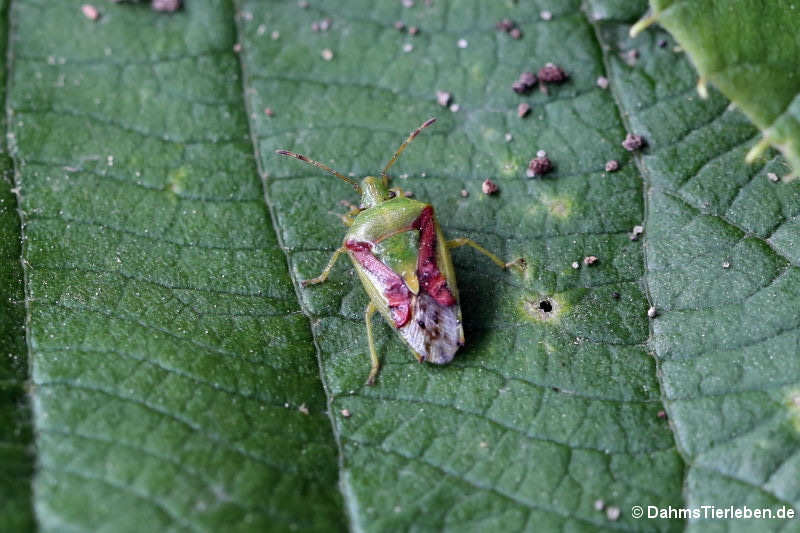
[581,2,693,512]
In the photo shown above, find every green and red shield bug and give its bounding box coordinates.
[276,118,525,385]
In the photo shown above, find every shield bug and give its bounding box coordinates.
[276,118,525,385]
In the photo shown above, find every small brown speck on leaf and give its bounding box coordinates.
[341,409,351,418]
[436,90,452,107]
[321,48,334,61]
[648,306,658,318]
[583,255,598,266]
[496,19,515,31]
[512,71,537,94]
[496,19,522,38]
[596,76,609,89]
[527,154,552,177]
[622,133,645,151]
[482,179,498,195]
[605,159,619,172]
[298,403,309,415]
[81,4,100,20]
[152,0,182,12]
[394,20,406,31]
[517,102,531,118]
[538,63,567,83]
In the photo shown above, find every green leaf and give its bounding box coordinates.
[640,0,800,178]
[5,0,800,531]
[10,1,342,531]
[593,7,800,531]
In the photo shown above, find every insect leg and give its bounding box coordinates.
[327,210,355,226]
[446,238,526,271]
[302,246,347,287]
[364,301,381,386]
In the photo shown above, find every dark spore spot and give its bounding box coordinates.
[538,300,553,313]
[417,319,426,329]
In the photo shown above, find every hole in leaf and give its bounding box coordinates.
[522,296,560,322]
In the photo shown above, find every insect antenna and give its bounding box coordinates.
[381,117,436,186]
[276,149,362,193]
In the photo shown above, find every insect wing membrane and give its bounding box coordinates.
[400,293,463,364]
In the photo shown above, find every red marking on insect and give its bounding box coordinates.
[412,206,456,307]
[346,240,412,327]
